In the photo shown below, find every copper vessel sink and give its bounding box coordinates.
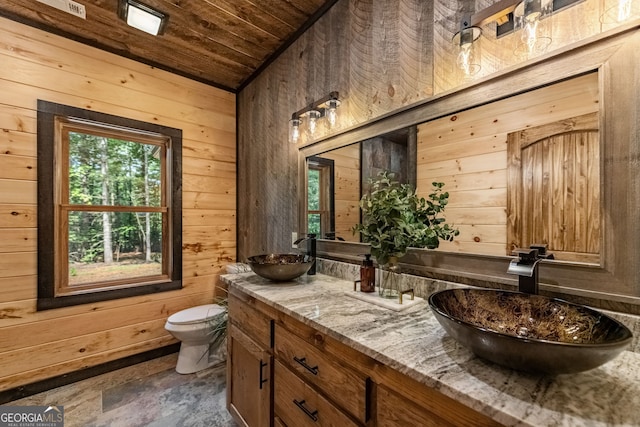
[428,288,632,375]
[247,253,314,282]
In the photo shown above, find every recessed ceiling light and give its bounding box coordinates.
[118,0,168,36]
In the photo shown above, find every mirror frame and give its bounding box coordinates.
[298,24,640,309]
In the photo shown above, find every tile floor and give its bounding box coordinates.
[8,354,238,427]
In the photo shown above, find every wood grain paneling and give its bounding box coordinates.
[0,276,37,303]
[310,28,640,308]
[0,228,37,253]
[317,144,360,242]
[416,73,599,257]
[238,0,435,260]
[0,17,235,392]
[241,0,623,266]
[0,0,335,89]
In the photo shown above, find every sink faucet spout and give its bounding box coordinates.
[507,244,553,294]
[294,233,316,275]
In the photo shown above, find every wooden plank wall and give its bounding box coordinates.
[0,18,236,391]
[237,0,607,261]
[416,73,599,256]
[237,0,435,260]
[317,144,360,242]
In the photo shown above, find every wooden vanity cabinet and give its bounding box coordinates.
[227,292,274,427]
[227,286,501,427]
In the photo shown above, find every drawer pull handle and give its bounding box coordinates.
[259,360,268,389]
[293,356,319,375]
[293,399,318,422]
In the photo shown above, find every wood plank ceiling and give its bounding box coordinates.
[0,0,336,91]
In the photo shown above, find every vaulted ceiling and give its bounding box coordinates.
[0,0,337,91]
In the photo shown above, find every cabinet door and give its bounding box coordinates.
[377,385,454,427]
[227,323,271,427]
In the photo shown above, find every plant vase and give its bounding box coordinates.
[379,256,401,299]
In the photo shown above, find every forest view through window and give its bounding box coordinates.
[66,129,164,287]
[37,101,182,310]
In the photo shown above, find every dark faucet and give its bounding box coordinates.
[294,233,316,275]
[506,244,554,294]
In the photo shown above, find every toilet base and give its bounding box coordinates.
[175,342,225,374]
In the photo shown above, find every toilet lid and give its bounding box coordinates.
[167,304,224,325]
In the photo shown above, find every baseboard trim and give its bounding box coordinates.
[0,343,180,405]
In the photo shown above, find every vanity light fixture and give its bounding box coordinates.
[453,0,582,75]
[118,0,168,36]
[289,92,340,144]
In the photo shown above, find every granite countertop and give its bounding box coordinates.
[221,272,640,427]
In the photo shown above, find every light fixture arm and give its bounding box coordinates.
[469,0,520,27]
[291,91,339,120]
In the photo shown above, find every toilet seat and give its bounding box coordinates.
[167,304,223,325]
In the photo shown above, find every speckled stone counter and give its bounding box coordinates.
[221,272,640,427]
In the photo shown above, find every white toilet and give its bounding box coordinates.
[164,304,226,374]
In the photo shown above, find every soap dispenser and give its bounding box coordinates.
[360,254,376,293]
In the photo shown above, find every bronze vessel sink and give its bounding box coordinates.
[247,253,314,282]
[428,288,633,375]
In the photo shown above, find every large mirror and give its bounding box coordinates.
[307,72,600,264]
[299,28,640,305]
[306,127,416,242]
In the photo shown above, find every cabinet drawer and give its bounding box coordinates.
[274,324,367,422]
[377,385,454,427]
[274,360,360,427]
[228,293,272,349]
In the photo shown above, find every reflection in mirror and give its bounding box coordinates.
[305,72,600,265]
[307,127,416,242]
[307,156,335,239]
[416,71,600,263]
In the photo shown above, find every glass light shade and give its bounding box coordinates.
[453,26,482,77]
[289,117,301,143]
[601,0,640,24]
[306,110,321,137]
[514,0,553,58]
[325,99,340,128]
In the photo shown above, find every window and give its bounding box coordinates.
[37,100,182,310]
[307,157,334,238]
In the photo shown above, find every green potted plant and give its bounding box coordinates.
[352,171,459,295]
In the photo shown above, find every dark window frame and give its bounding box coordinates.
[37,100,182,310]
[307,156,335,239]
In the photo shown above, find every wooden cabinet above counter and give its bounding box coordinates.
[223,272,640,427]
